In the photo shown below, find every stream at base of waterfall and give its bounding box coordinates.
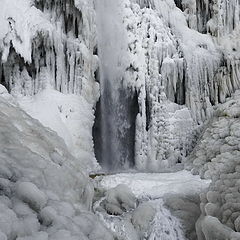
[93,170,210,240]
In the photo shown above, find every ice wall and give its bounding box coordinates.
[0,0,97,99]
[0,0,100,171]
[121,0,240,171]
[185,91,240,239]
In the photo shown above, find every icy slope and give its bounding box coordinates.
[185,91,240,239]
[0,86,113,240]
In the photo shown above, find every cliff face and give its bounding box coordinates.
[0,0,239,171]
[0,0,97,97]
[123,0,240,170]
[0,0,100,171]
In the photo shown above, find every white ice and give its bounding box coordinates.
[99,170,211,199]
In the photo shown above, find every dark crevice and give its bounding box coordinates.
[196,0,213,33]
[175,67,186,105]
[145,92,151,131]
[174,0,184,11]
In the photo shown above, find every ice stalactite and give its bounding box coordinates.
[0,0,98,103]
[121,0,240,171]
[94,0,138,171]
[123,0,214,170]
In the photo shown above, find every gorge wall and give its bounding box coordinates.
[0,0,239,172]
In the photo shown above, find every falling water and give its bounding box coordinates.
[95,0,137,171]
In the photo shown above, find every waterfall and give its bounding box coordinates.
[94,0,137,171]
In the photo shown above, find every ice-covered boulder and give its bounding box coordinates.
[164,194,201,240]
[102,184,137,215]
[16,182,47,211]
[131,202,156,235]
[197,216,240,240]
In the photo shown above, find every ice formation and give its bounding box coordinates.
[0,0,240,239]
[97,171,210,240]
[0,86,114,240]
[122,0,240,170]
[94,183,187,240]
[0,0,100,171]
[185,91,240,239]
[0,0,239,171]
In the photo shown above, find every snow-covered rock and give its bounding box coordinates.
[131,202,155,235]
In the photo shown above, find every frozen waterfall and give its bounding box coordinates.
[94,0,138,171]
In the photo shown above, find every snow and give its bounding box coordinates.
[131,202,155,234]
[17,87,100,172]
[0,0,99,172]
[99,170,210,199]
[1,0,239,174]
[0,0,53,62]
[0,0,240,238]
